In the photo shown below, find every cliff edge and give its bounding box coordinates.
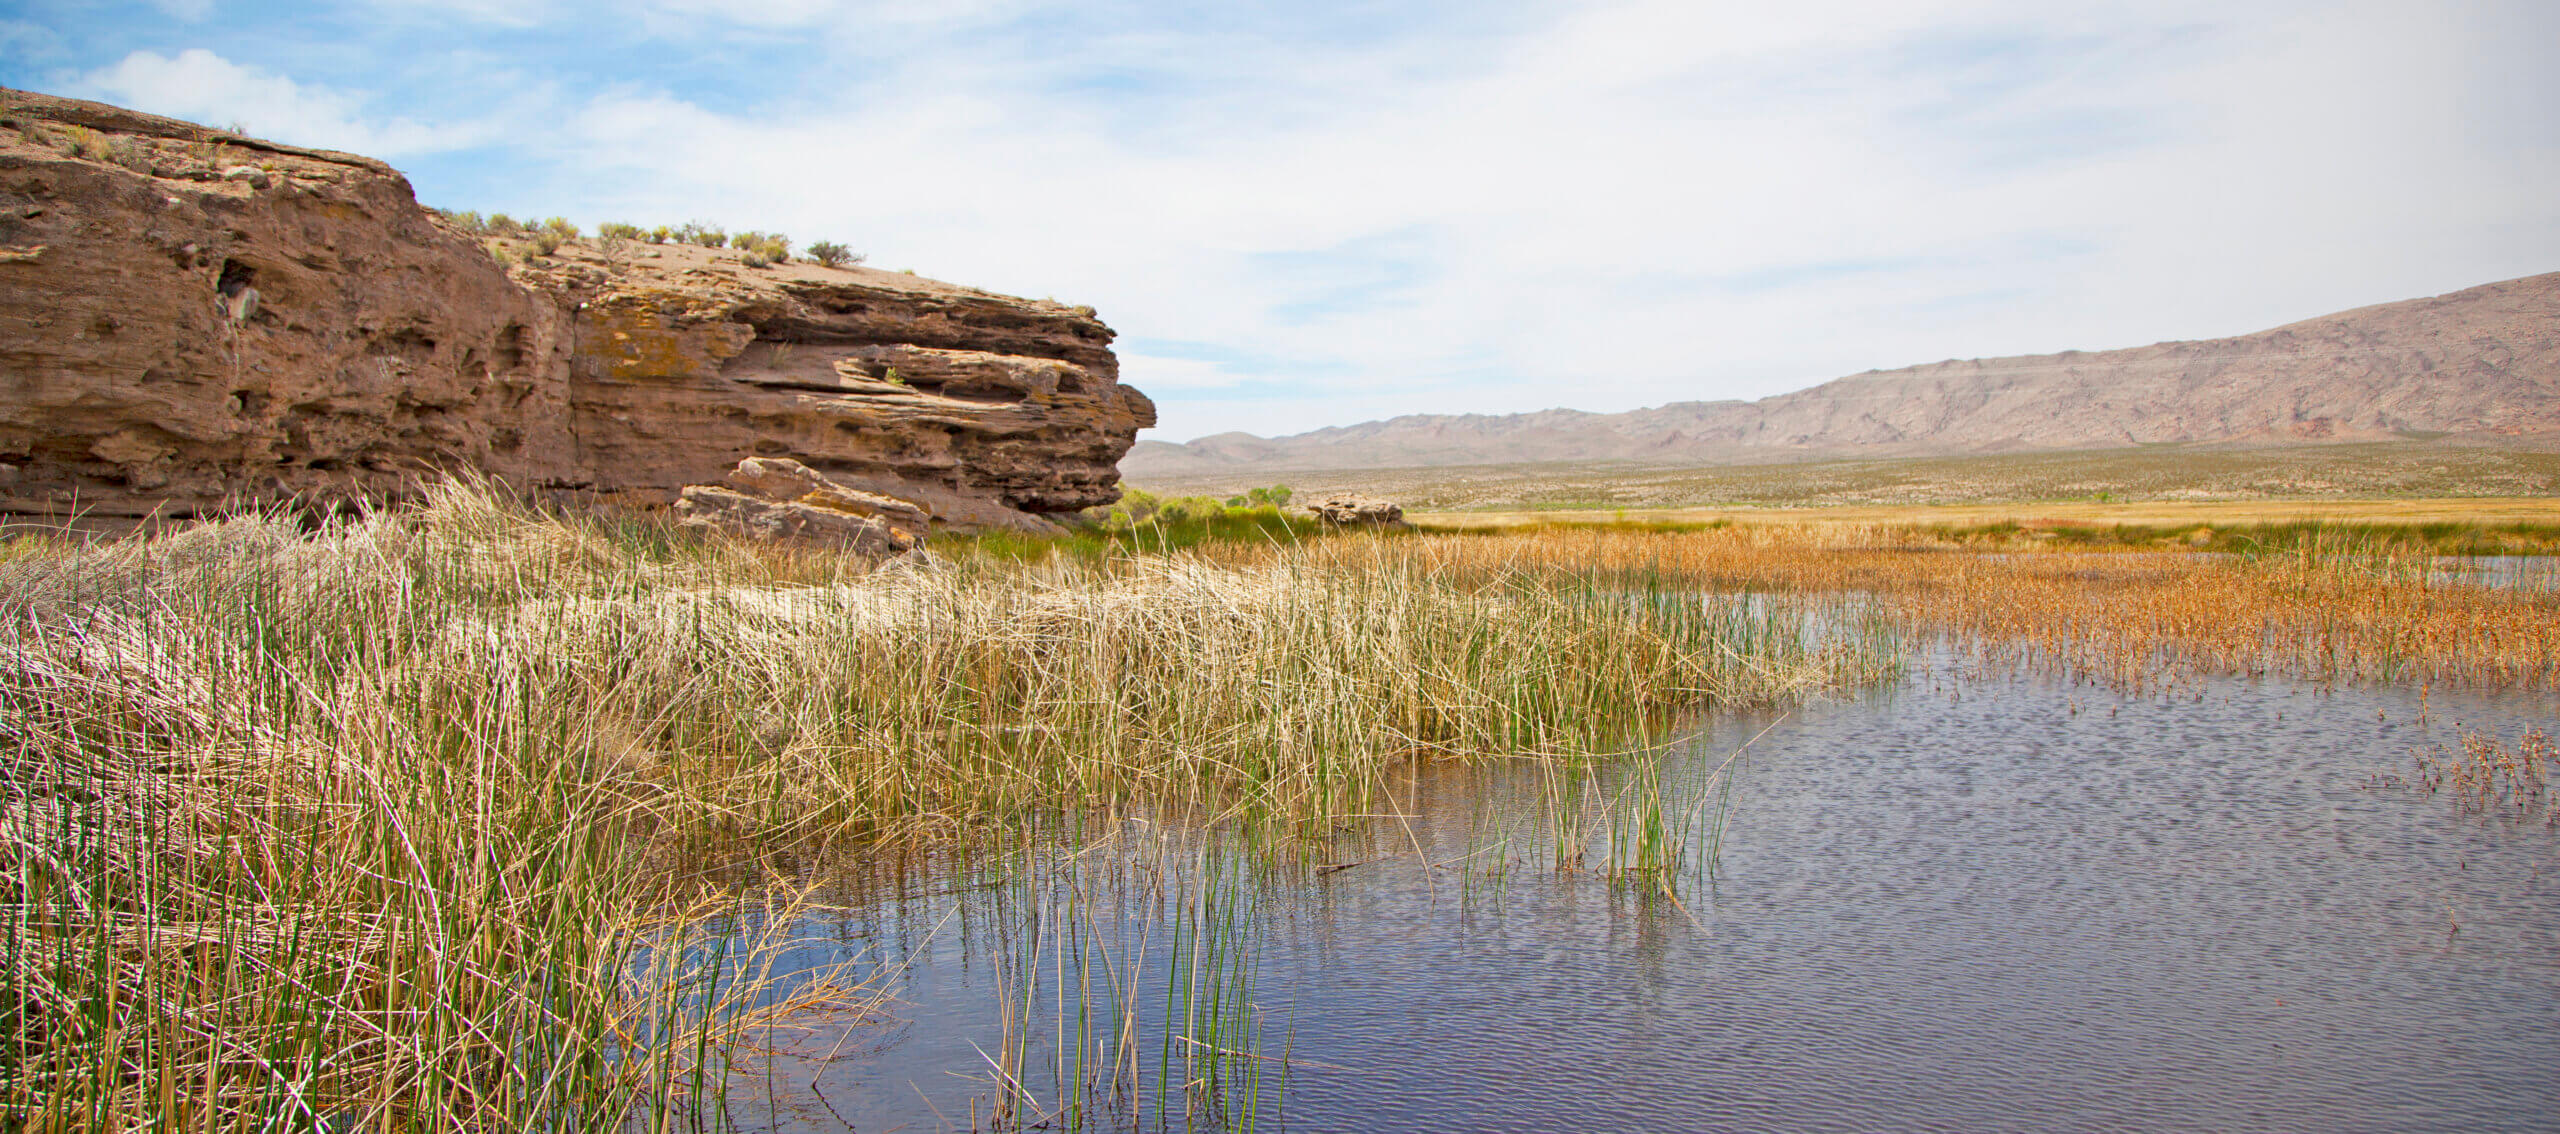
[0,88,1153,532]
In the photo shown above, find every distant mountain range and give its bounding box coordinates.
[1125,272,2560,477]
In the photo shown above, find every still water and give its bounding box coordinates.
[731,660,2560,1132]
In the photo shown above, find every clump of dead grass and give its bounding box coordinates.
[2405,728,2557,825]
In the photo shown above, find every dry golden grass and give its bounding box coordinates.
[1139,441,2560,511]
[1414,495,2560,535]
[0,484,1879,1130]
[1242,525,2560,692]
[2403,728,2557,826]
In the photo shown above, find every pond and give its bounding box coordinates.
[719,656,2560,1132]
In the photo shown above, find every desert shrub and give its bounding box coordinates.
[753,236,790,263]
[1086,486,1305,536]
[805,241,862,269]
[539,216,580,241]
[741,253,770,269]
[1113,488,1163,526]
[729,230,763,250]
[56,124,102,160]
[529,229,566,256]
[597,221,645,240]
[1169,496,1233,522]
[445,209,487,233]
[487,213,524,235]
[647,225,673,244]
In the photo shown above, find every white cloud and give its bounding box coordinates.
[559,0,2560,438]
[73,49,499,156]
[52,1,2554,441]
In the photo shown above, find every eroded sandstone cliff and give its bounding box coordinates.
[0,88,1152,532]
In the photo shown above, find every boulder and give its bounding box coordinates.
[1305,494,1406,527]
[675,458,927,554]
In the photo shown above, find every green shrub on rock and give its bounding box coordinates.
[807,241,862,269]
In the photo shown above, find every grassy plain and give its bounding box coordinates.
[1415,495,2560,530]
[1134,440,2560,511]
[1411,496,2560,555]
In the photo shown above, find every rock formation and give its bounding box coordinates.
[1303,494,1405,527]
[0,88,1153,533]
[674,457,927,554]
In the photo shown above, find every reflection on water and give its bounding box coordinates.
[729,659,2560,1133]
[2430,555,2560,592]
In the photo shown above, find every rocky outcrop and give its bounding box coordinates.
[1127,272,2560,476]
[0,88,1153,531]
[1304,494,1404,527]
[674,458,926,554]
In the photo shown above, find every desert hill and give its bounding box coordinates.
[1127,273,2560,477]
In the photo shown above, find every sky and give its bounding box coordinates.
[3,1,2555,442]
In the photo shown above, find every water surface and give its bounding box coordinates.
[736,661,2560,1132]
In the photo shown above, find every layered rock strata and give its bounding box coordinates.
[0,88,1153,532]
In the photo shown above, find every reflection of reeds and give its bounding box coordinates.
[955,822,1275,1132]
[0,485,1876,1126]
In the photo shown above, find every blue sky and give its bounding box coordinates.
[5,0,2555,441]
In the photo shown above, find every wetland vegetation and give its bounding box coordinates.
[3,482,2555,1130]
[1132,441,2560,513]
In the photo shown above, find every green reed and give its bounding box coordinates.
[0,481,1887,1128]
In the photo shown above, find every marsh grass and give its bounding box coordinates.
[1136,443,2560,513]
[2404,728,2557,826]
[994,825,1275,1133]
[0,483,1877,1129]
[15,483,2525,1128]
[1271,526,2560,693]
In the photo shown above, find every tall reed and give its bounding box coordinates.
[0,484,1876,1128]
[1266,526,2560,692]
